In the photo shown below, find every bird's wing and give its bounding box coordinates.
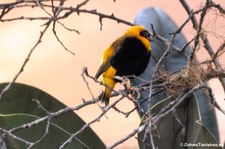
[95,58,111,79]
[95,36,124,79]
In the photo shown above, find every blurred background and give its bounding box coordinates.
[0,0,225,148]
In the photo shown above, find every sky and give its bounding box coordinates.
[0,0,225,148]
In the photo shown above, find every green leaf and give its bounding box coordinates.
[0,113,87,149]
[0,83,106,149]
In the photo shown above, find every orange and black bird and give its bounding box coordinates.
[95,25,151,106]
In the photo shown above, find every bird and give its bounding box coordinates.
[95,25,151,106]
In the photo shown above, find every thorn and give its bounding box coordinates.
[82,67,88,76]
[82,98,86,103]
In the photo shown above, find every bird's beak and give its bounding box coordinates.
[147,35,154,42]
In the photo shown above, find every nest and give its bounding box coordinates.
[156,62,215,97]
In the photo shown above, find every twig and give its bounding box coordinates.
[1,128,33,147]
[179,0,225,95]
[190,0,211,60]
[57,21,80,34]
[212,41,225,61]
[170,9,203,35]
[4,98,98,135]
[204,86,225,115]
[52,24,76,55]
[0,132,6,149]
[211,1,225,15]
[107,124,147,149]
[152,83,208,125]
[81,67,106,114]
[28,99,51,148]
[179,0,198,29]
[59,96,124,149]
[144,24,175,149]
[60,8,134,29]
[51,1,76,55]
[151,24,181,52]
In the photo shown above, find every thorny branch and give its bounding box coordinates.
[180,0,225,93]
[0,0,225,149]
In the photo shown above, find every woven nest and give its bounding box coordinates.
[156,62,214,97]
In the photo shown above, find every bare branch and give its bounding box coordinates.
[180,0,225,94]
[107,124,146,149]
[59,96,124,149]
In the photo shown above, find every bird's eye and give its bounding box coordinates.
[140,30,150,39]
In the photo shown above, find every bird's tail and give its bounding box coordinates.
[100,77,115,106]
[99,91,110,106]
